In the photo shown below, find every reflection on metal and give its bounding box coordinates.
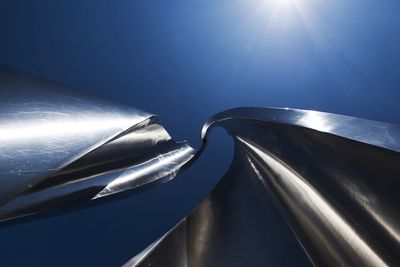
[1,66,399,266]
[0,65,195,222]
[127,108,400,267]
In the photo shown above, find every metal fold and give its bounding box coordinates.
[0,65,195,222]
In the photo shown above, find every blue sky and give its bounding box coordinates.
[0,0,399,266]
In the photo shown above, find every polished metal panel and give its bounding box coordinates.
[0,65,195,222]
[127,107,400,267]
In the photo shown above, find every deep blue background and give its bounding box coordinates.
[0,0,399,266]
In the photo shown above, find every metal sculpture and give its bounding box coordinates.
[1,66,399,267]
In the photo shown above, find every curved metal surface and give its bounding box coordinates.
[1,65,399,266]
[127,108,400,267]
[0,65,195,222]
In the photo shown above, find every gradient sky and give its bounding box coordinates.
[0,0,399,266]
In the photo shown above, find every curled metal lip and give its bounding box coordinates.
[202,107,400,152]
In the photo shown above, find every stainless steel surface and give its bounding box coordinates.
[1,65,399,266]
[0,65,195,222]
[127,107,400,267]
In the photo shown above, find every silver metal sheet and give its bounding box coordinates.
[0,65,195,222]
[128,107,400,267]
